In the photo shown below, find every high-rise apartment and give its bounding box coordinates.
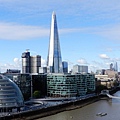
[47,12,63,73]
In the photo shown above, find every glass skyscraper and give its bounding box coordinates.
[47,12,63,73]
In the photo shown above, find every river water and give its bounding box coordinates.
[37,91,120,120]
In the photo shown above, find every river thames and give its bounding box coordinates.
[37,91,120,120]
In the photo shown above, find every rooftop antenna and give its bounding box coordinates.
[26,49,30,52]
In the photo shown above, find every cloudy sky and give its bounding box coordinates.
[0,0,120,72]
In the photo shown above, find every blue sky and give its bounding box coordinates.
[0,0,120,72]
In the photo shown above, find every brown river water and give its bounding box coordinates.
[37,91,120,120]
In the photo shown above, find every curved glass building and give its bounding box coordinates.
[0,74,24,109]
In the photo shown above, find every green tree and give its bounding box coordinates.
[33,90,41,98]
[95,85,107,94]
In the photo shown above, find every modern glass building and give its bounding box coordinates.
[62,61,68,73]
[47,12,63,73]
[13,74,31,100]
[47,74,77,97]
[114,62,118,72]
[85,74,95,93]
[75,74,87,96]
[47,73,95,97]
[0,74,24,109]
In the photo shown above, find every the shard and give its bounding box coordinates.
[47,11,63,73]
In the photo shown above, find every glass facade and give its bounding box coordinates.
[0,74,24,108]
[86,74,96,92]
[47,12,63,73]
[47,74,77,97]
[62,61,68,73]
[14,74,31,100]
[47,73,95,97]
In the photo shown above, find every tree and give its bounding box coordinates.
[33,90,41,98]
[95,85,107,94]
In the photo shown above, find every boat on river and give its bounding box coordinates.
[96,112,107,116]
[96,112,102,116]
[101,113,107,116]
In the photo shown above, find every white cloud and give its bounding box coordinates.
[0,22,88,41]
[88,60,111,73]
[99,54,110,59]
[14,58,21,63]
[77,58,88,64]
[61,24,120,41]
[93,24,120,41]
[0,22,49,40]
[0,57,47,73]
[0,58,21,73]
[0,0,120,41]
[0,0,120,21]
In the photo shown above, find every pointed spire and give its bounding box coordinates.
[47,12,63,73]
[52,11,56,16]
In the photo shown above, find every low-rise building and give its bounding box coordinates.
[95,75,115,89]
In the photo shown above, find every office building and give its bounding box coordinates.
[12,73,31,100]
[22,50,41,74]
[114,62,118,72]
[6,69,21,73]
[72,65,88,74]
[110,63,114,71]
[96,69,105,75]
[95,74,115,89]
[47,12,63,73]
[62,61,68,73]
[22,50,31,73]
[47,73,95,97]
[47,73,77,97]
[30,55,41,73]
[85,74,95,93]
[39,67,47,73]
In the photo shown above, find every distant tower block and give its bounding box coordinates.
[47,12,63,73]
[22,50,31,73]
[110,63,113,71]
[22,50,41,74]
[62,61,68,73]
[114,62,118,72]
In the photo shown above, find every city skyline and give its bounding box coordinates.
[0,1,120,72]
